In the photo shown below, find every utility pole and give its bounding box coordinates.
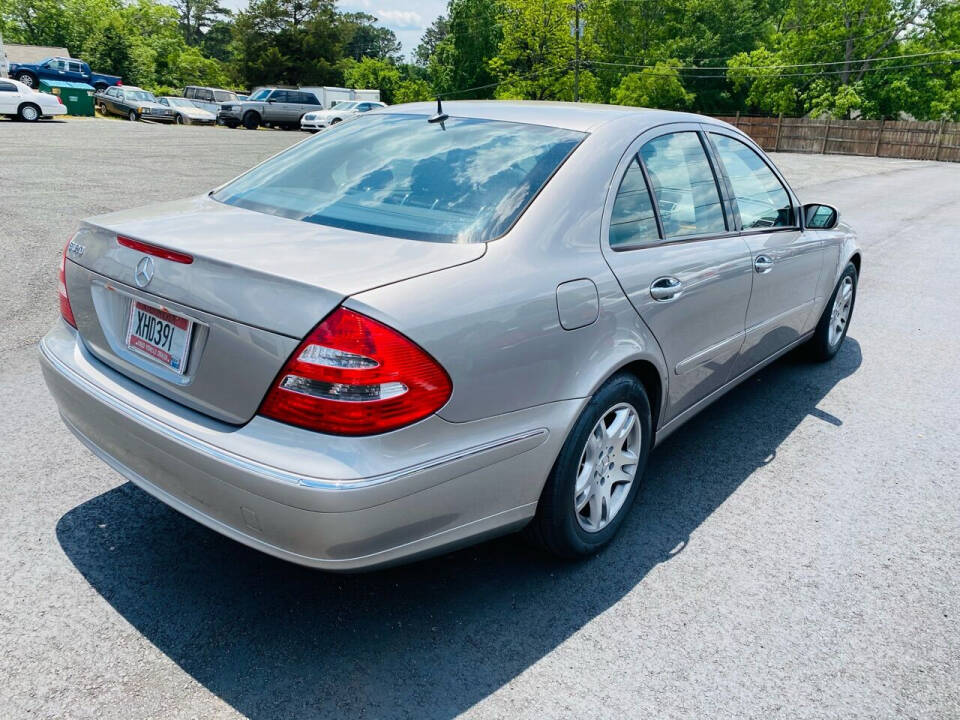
[569,1,585,102]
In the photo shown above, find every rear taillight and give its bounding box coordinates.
[259,308,452,436]
[59,241,76,327]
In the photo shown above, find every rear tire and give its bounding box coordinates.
[242,111,260,130]
[807,262,857,361]
[526,373,652,559]
[17,103,41,122]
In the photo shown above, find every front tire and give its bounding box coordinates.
[18,103,41,122]
[128,110,138,122]
[808,262,857,361]
[175,113,184,125]
[16,72,37,88]
[242,111,260,130]
[527,373,652,559]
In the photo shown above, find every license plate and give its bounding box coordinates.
[125,299,193,374]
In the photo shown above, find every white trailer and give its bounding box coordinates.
[351,88,381,103]
[300,86,382,109]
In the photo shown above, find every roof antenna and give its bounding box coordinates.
[428,96,448,124]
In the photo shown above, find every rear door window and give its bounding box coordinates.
[639,131,727,238]
[710,134,795,229]
[609,156,659,248]
[213,113,584,243]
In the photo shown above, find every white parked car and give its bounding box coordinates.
[0,77,67,121]
[157,97,217,125]
[300,100,386,132]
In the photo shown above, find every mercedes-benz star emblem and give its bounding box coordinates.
[134,256,155,288]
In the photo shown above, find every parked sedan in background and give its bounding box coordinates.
[0,78,66,121]
[300,100,386,131]
[41,102,860,572]
[95,86,174,122]
[157,97,216,125]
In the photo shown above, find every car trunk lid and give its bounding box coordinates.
[64,195,484,423]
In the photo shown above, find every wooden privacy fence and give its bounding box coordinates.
[713,113,960,163]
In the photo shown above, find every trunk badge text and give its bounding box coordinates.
[67,240,85,257]
[135,256,155,288]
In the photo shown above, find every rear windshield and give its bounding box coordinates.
[212,113,585,243]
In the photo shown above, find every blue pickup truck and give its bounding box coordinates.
[8,57,121,92]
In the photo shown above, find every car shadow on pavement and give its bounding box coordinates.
[56,339,861,720]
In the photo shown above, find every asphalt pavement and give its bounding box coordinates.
[0,117,958,719]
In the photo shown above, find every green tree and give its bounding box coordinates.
[489,0,579,100]
[341,12,402,61]
[610,61,695,109]
[414,15,449,66]
[438,0,501,97]
[341,56,402,102]
[172,0,230,46]
[393,78,434,103]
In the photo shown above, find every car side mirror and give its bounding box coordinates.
[803,203,839,230]
[266,98,276,103]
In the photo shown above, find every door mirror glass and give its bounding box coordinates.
[803,203,839,229]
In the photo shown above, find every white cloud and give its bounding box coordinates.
[374,9,424,30]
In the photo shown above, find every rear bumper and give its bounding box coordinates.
[40,321,580,570]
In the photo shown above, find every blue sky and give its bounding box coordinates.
[219,0,447,61]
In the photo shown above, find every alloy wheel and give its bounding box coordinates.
[828,276,854,347]
[574,402,642,533]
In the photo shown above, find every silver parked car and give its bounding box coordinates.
[218,87,322,130]
[40,102,860,571]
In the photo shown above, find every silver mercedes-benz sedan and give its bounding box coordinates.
[40,101,860,570]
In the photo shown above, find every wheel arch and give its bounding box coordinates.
[849,251,861,275]
[600,358,665,433]
[18,101,42,118]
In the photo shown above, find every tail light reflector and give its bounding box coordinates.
[259,308,452,435]
[59,241,76,327]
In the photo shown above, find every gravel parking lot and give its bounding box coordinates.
[1,117,958,719]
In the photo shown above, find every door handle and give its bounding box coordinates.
[754,255,774,273]
[650,276,683,301]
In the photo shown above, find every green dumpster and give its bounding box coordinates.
[38,79,96,117]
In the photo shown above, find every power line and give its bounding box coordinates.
[438,62,573,99]
[586,57,960,78]
[593,47,959,71]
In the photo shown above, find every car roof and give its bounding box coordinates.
[381,100,719,133]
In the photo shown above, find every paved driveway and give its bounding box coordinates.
[0,119,957,719]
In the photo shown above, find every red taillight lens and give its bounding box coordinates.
[59,241,77,327]
[259,308,452,435]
